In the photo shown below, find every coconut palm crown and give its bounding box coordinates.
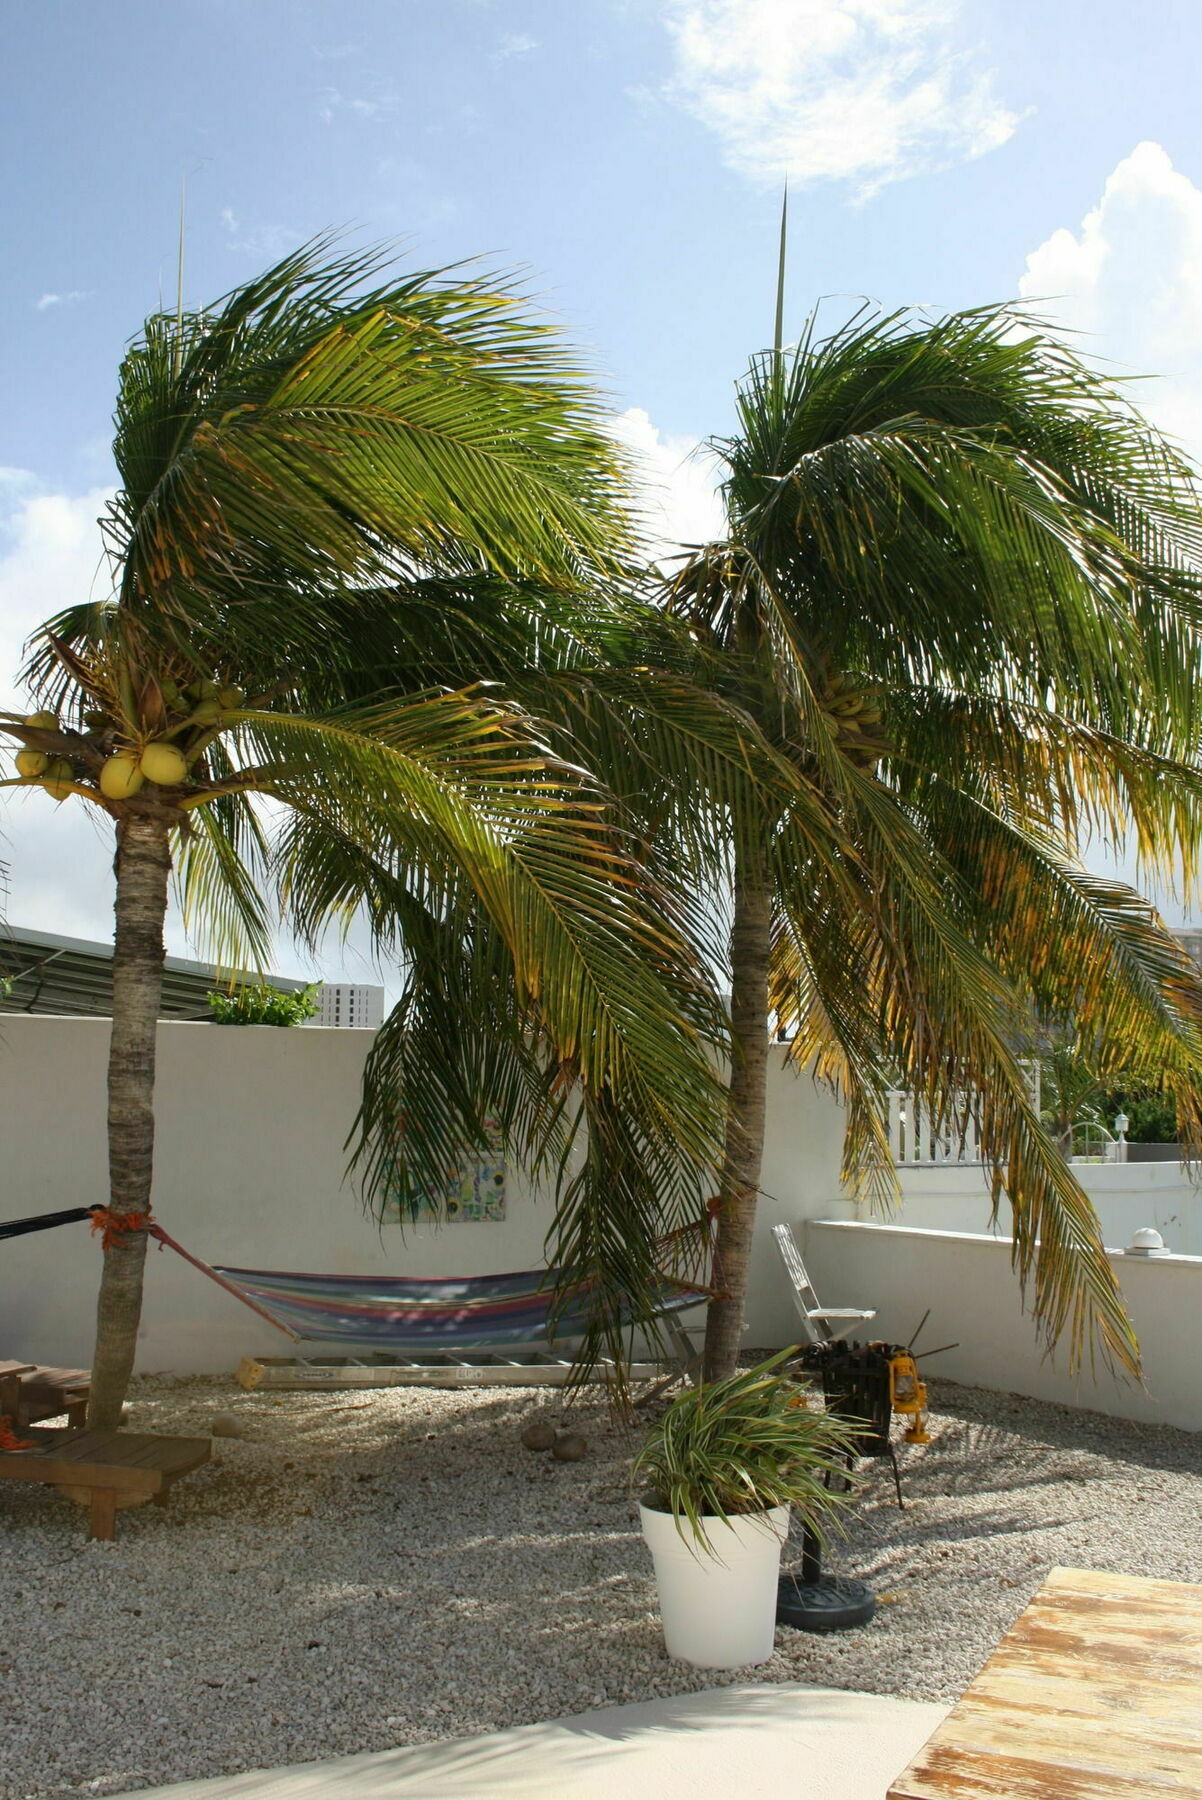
[658,301,1202,1381]
[1,242,727,1427]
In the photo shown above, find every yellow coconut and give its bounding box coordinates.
[41,757,75,801]
[25,711,58,730]
[99,754,145,800]
[139,741,188,786]
[15,748,49,779]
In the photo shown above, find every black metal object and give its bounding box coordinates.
[774,1338,902,1633]
[793,1339,895,1454]
[777,1566,878,1633]
[0,1206,94,1242]
[776,1330,956,1632]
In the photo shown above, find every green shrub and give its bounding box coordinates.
[1102,1085,1178,1143]
[207,983,320,1027]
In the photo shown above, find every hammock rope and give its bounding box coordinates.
[148,1222,300,1340]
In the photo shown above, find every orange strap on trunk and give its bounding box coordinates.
[89,1207,154,1251]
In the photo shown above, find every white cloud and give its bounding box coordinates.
[496,32,538,58]
[612,407,726,567]
[1019,141,1202,460]
[219,209,301,260]
[1017,143,1202,924]
[0,485,129,946]
[659,0,1019,198]
[317,85,398,124]
[35,291,90,312]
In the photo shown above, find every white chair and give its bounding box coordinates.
[772,1223,877,1345]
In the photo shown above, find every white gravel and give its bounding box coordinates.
[2,1373,1200,1798]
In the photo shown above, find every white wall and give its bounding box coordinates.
[0,1019,556,1374]
[889,1160,1202,1256]
[805,1218,1202,1433]
[6,1014,1195,1424]
[0,1022,850,1373]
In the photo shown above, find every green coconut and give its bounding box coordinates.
[41,757,75,801]
[15,748,49,779]
[186,679,221,702]
[190,698,223,725]
[83,709,109,729]
[25,711,58,730]
[140,741,189,786]
[217,685,244,710]
[99,754,145,800]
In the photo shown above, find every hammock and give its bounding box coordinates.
[208,1262,705,1349]
[1,1206,709,1352]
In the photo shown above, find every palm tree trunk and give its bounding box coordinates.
[703,833,772,1382]
[88,812,172,1430]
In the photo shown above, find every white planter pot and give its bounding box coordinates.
[639,1501,789,1668]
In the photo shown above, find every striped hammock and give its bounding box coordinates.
[210,1263,705,1349]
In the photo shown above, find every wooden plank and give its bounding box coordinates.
[88,1487,117,1542]
[0,1429,210,1492]
[0,1362,37,1418]
[888,1567,1202,1799]
[237,1353,667,1390]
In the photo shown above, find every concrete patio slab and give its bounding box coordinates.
[114,1683,950,1800]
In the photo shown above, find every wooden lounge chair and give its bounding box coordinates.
[0,1425,211,1540]
[0,1360,89,1429]
[772,1223,877,1345]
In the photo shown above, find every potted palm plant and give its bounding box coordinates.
[634,1352,858,1668]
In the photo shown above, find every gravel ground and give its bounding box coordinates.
[2,1373,1200,1798]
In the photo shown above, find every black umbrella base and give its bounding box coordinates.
[776,1572,877,1633]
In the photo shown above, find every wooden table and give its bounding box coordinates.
[889,1566,1202,1798]
[0,1427,211,1540]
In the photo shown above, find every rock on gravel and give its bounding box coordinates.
[1,1374,1199,1798]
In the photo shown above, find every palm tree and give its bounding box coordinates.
[664,302,1202,1381]
[0,243,724,1428]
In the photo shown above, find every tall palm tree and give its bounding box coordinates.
[0,244,725,1428]
[664,303,1202,1382]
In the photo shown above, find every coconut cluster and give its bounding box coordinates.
[816,668,888,770]
[10,676,244,806]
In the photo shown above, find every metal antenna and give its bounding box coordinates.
[173,175,186,378]
[773,178,788,359]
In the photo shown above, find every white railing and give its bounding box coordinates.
[887,1064,1041,1166]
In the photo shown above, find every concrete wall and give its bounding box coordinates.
[2,1019,557,1373]
[805,1218,1202,1433]
[889,1160,1202,1257]
[0,1020,849,1373]
[5,1013,1197,1426]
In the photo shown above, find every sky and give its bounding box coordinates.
[3,0,1202,984]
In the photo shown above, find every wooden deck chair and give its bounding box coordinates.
[772,1223,877,1345]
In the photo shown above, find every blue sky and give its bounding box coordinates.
[3,0,1202,977]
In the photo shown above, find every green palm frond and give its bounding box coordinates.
[113,240,634,607]
[667,298,1202,1379]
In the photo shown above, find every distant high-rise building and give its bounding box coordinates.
[1172,929,1202,971]
[314,983,385,1028]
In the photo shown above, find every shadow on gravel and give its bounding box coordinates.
[924,1378,1202,1477]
